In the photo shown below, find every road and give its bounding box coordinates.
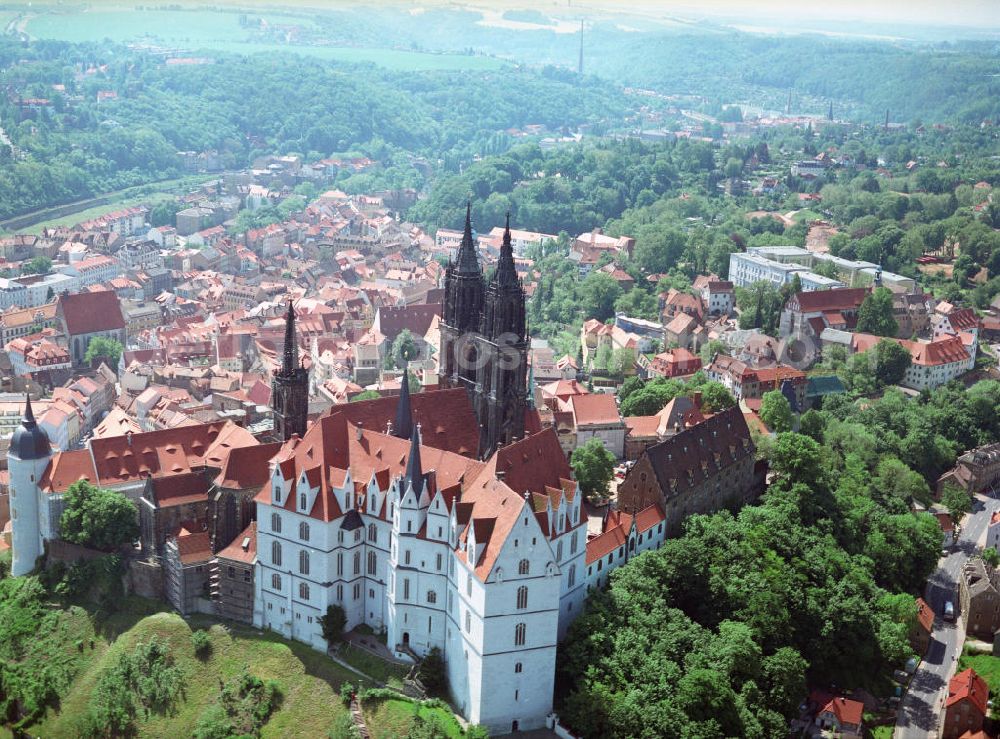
[895,494,1000,738]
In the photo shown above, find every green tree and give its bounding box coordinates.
[856,287,898,337]
[941,485,972,529]
[319,605,347,645]
[418,646,447,696]
[873,339,912,387]
[22,256,52,275]
[387,330,419,369]
[580,272,623,323]
[697,381,737,413]
[84,337,124,368]
[60,480,138,551]
[351,390,382,402]
[609,347,635,376]
[759,390,793,433]
[983,549,1000,568]
[571,437,616,497]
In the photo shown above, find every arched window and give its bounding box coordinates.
[518,559,530,576]
[299,582,310,600]
[271,573,281,590]
[299,521,310,541]
[568,564,576,588]
[516,585,528,610]
[271,512,281,533]
[514,622,526,646]
[272,541,282,566]
[353,551,361,575]
[465,610,471,633]
[514,662,523,674]
[367,550,377,575]
[299,549,310,575]
[557,540,563,561]
[570,531,578,554]
[427,590,437,604]
[368,523,377,542]
[299,493,306,511]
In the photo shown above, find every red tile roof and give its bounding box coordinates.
[915,597,934,633]
[215,442,282,489]
[819,696,864,726]
[58,290,126,335]
[217,522,257,564]
[947,668,989,716]
[149,471,209,507]
[482,428,573,498]
[570,393,621,427]
[323,387,480,458]
[908,336,969,366]
[174,530,212,565]
[40,449,98,493]
[791,287,869,313]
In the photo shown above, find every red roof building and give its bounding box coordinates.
[945,668,989,739]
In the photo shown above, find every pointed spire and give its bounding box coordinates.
[455,201,479,274]
[405,423,423,495]
[393,366,413,440]
[494,212,518,288]
[281,300,298,375]
[22,392,36,428]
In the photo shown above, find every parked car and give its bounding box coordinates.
[944,600,956,622]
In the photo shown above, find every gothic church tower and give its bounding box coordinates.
[439,206,527,457]
[271,301,309,441]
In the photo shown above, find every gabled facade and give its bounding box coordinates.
[253,382,582,733]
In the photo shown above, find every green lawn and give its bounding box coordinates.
[871,725,894,739]
[26,9,506,71]
[363,697,463,739]
[30,611,369,738]
[338,643,409,689]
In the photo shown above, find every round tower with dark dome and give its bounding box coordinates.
[9,394,53,577]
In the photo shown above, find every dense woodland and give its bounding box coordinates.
[558,380,1000,737]
[0,37,633,219]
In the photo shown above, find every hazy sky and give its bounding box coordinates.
[588,0,1000,29]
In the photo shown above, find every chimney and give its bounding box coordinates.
[692,391,702,408]
[356,421,363,441]
[496,470,506,482]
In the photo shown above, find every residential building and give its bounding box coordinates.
[939,444,1000,497]
[693,275,734,316]
[816,697,864,739]
[568,393,625,459]
[910,596,934,656]
[163,528,213,615]
[944,668,988,739]
[212,522,257,624]
[584,505,666,592]
[646,348,702,379]
[617,407,759,538]
[959,558,1000,641]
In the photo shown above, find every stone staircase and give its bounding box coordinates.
[349,696,371,739]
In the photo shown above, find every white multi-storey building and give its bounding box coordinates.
[253,398,591,734]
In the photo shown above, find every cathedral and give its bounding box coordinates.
[438,206,529,458]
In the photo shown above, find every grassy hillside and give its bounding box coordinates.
[30,609,367,738]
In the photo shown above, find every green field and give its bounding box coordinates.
[25,8,506,71]
[363,697,464,739]
[30,610,370,738]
